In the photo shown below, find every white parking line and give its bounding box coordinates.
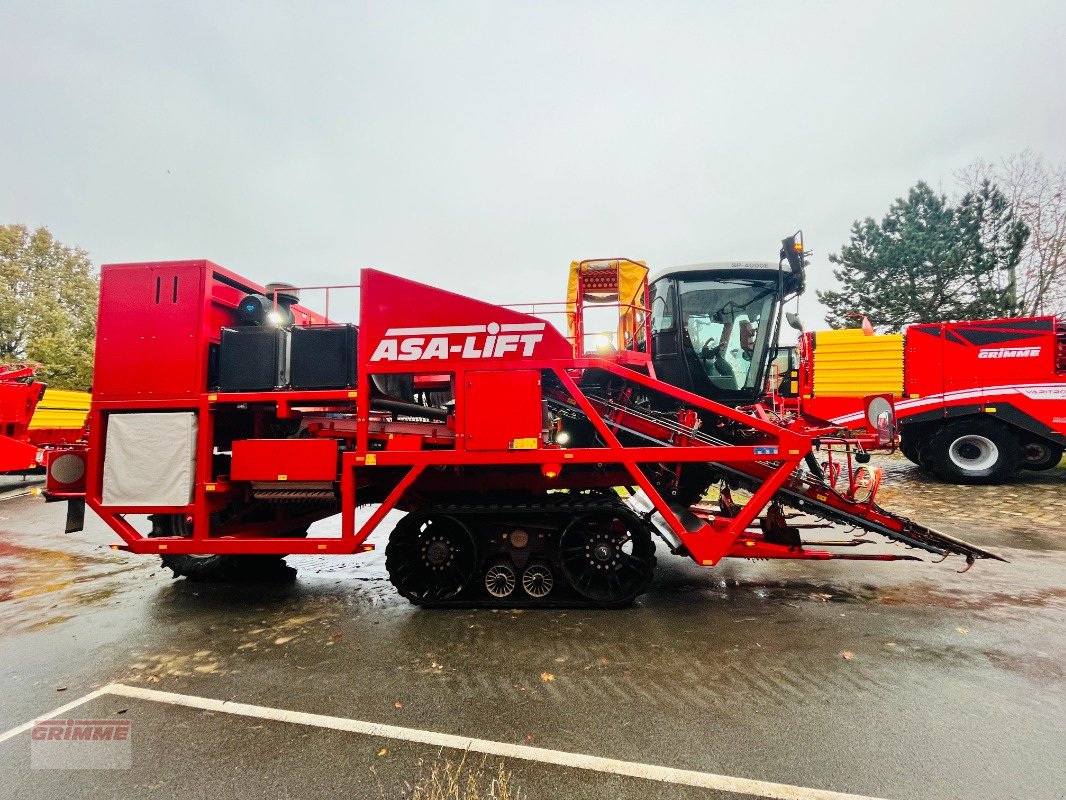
[2,683,890,799]
[0,687,110,744]
[76,683,885,800]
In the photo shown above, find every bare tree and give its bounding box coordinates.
[957,150,1066,318]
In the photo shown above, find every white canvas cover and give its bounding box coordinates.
[102,412,198,506]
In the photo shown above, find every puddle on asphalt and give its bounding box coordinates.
[4,531,1061,638]
[875,583,1066,612]
[648,566,1066,619]
[0,539,147,632]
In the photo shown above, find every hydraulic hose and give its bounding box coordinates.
[370,397,450,421]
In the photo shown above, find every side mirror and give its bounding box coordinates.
[864,394,896,446]
[780,230,808,295]
[780,230,806,275]
[876,411,894,446]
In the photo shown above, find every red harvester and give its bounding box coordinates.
[774,319,1066,483]
[46,233,1002,607]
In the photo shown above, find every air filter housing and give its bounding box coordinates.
[289,324,358,389]
[218,327,290,391]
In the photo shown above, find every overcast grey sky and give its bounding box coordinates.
[3,1,1065,329]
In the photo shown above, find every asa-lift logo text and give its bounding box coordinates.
[371,321,547,362]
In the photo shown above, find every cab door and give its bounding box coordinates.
[770,346,799,397]
[649,279,685,389]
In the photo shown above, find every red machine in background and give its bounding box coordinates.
[0,364,88,475]
[785,319,1066,484]
[0,364,45,473]
[44,235,1002,608]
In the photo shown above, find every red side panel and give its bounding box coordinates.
[94,262,207,400]
[359,269,573,376]
[231,439,339,481]
[906,318,1061,398]
[904,324,945,399]
[93,260,330,402]
[0,435,38,472]
[464,370,543,451]
[897,319,1065,437]
[0,380,42,435]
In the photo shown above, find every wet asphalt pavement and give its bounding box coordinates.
[0,458,1063,800]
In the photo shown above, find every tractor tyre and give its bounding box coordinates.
[898,430,923,466]
[149,514,297,581]
[1021,441,1064,471]
[925,419,1021,485]
[150,514,227,580]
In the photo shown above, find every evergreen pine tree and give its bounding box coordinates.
[818,181,1029,331]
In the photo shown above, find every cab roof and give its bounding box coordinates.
[649,261,781,285]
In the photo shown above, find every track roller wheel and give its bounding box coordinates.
[559,509,655,606]
[521,561,554,599]
[484,561,518,599]
[386,512,478,605]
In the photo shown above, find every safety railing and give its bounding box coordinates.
[503,300,650,356]
[267,284,361,325]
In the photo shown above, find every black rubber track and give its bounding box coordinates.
[385,497,657,609]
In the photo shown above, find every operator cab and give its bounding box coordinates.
[648,234,806,405]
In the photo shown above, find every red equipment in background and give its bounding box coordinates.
[792,318,1066,483]
[0,364,88,477]
[0,364,45,473]
[46,244,1003,608]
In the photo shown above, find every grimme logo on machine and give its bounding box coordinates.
[977,346,1041,359]
[370,322,547,361]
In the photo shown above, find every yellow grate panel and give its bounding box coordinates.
[812,330,904,397]
[28,388,90,430]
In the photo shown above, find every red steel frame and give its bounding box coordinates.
[93,355,807,564]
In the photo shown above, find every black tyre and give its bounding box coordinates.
[150,514,227,579]
[1021,440,1064,471]
[898,430,923,465]
[926,419,1021,484]
[149,514,295,581]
